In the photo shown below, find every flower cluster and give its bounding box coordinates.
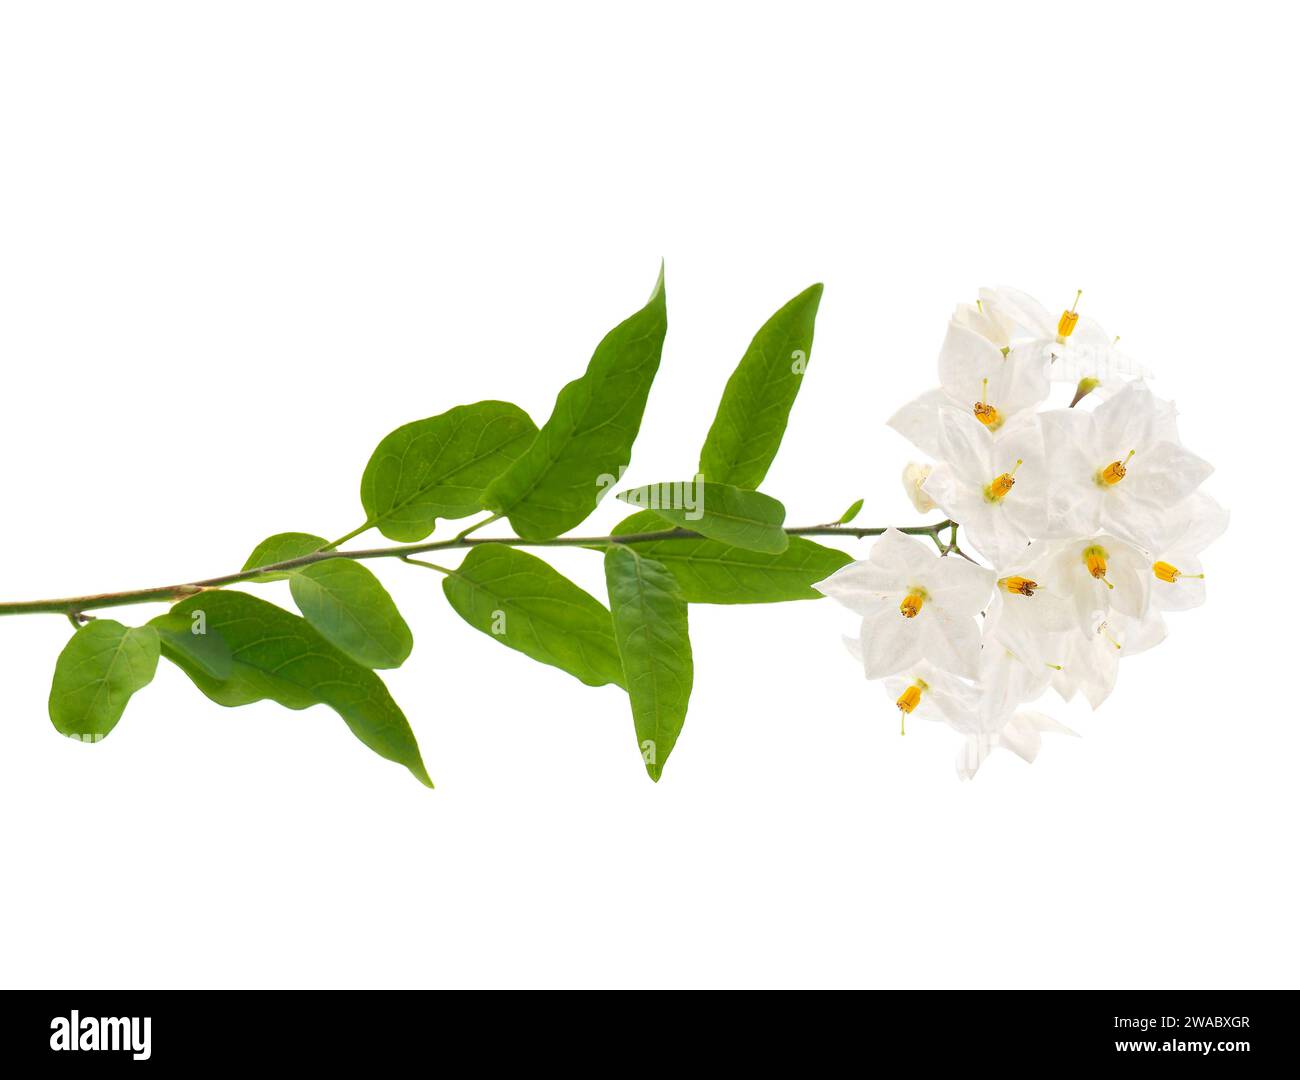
[816,287,1227,779]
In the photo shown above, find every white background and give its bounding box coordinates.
[1,1,1295,989]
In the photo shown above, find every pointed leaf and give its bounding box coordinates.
[610,510,852,603]
[49,621,160,740]
[360,401,538,542]
[699,283,823,488]
[616,481,788,553]
[839,498,864,524]
[484,267,668,539]
[289,560,413,669]
[604,545,693,782]
[442,546,625,689]
[160,591,431,787]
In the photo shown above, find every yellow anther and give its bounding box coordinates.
[1056,289,1082,341]
[899,591,925,618]
[895,682,924,735]
[986,458,1023,501]
[1153,561,1204,584]
[1098,449,1136,486]
[973,377,1001,428]
[999,576,1038,596]
[1082,544,1113,588]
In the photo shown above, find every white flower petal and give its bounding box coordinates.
[859,606,925,679]
[920,606,982,679]
[886,388,949,458]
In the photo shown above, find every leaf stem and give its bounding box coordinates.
[322,522,373,551]
[0,519,959,618]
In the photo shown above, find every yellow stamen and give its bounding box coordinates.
[1153,561,1204,584]
[999,576,1038,596]
[896,686,922,714]
[973,377,1001,428]
[1082,544,1113,589]
[1098,449,1136,486]
[899,591,925,618]
[986,458,1023,501]
[1056,289,1082,341]
[895,682,925,735]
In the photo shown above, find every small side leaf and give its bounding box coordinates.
[360,400,538,542]
[289,560,413,670]
[242,532,328,581]
[49,621,161,740]
[699,283,823,489]
[442,546,625,689]
[838,498,864,524]
[604,545,693,782]
[483,266,669,539]
[160,591,431,787]
[616,481,788,553]
[610,510,852,603]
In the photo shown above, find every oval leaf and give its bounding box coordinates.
[443,546,625,689]
[289,560,413,669]
[160,591,431,787]
[242,532,328,581]
[610,510,851,603]
[49,621,160,741]
[838,497,865,524]
[484,266,668,539]
[698,283,823,489]
[604,545,693,782]
[616,481,788,553]
[360,401,538,542]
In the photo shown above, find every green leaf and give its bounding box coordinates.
[148,610,233,680]
[48,621,161,740]
[698,283,823,489]
[604,545,693,782]
[616,481,788,554]
[242,532,328,581]
[242,533,412,669]
[611,510,852,604]
[360,400,538,542]
[838,498,864,525]
[483,266,669,539]
[289,560,412,670]
[442,546,625,689]
[159,591,431,787]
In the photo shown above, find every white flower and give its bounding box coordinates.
[1039,382,1213,550]
[1031,533,1152,637]
[1051,607,1167,709]
[815,528,995,679]
[977,643,1054,729]
[901,462,937,513]
[888,320,1049,458]
[921,408,1048,566]
[978,285,1152,389]
[951,300,1017,350]
[955,710,1077,780]
[1148,492,1229,612]
[979,543,1076,697]
[878,660,979,735]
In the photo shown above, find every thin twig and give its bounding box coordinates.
[0,518,960,618]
